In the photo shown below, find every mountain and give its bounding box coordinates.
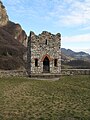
[0,1,27,46]
[61,48,90,69]
[0,1,8,26]
[3,21,27,46]
[61,48,74,56]
[61,48,90,61]
[0,1,27,70]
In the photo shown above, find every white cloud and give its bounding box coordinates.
[81,26,90,31]
[2,0,90,53]
[73,48,90,54]
[3,0,22,5]
[2,0,38,19]
[48,0,90,26]
[3,0,90,27]
[62,34,90,42]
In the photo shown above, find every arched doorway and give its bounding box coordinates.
[43,56,50,73]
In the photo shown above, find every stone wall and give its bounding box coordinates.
[0,70,27,78]
[27,31,61,75]
[61,69,90,75]
[0,69,90,78]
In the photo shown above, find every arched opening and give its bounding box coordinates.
[43,56,50,73]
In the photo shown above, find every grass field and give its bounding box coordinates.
[0,75,90,120]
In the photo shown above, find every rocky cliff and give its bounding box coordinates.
[3,21,27,46]
[0,1,27,46]
[0,1,27,70]
[0,1,8,26]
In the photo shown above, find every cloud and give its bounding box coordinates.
[81,26,90,31]
[62,33,90,42]
[2,0,90,36]
[2,0,38,19]
[73,48,90,54]
[3,0,90,27]
[2,0,22,6]
[48,0,90,27]
[2,0,90,54]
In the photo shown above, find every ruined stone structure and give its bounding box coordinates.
[27,31,61,76]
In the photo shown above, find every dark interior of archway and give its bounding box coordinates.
[43,56,50,73]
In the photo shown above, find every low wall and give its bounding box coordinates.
[0,69,90,78]
[61,69,90,75]
[0,70,27,78]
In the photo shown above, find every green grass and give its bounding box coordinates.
[0,75,90,120]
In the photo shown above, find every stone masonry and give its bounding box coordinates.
[27,31,61,76]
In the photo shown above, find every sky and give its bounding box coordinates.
[2,0,90,54]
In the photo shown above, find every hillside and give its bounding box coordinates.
[0,1,8,26]
[61,48,90,61]
[3,21,27,46]
[0,26,27,70]
[0,1,27,70]
[61,48,90,69]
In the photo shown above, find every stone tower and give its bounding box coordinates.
[27,31,61,77]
